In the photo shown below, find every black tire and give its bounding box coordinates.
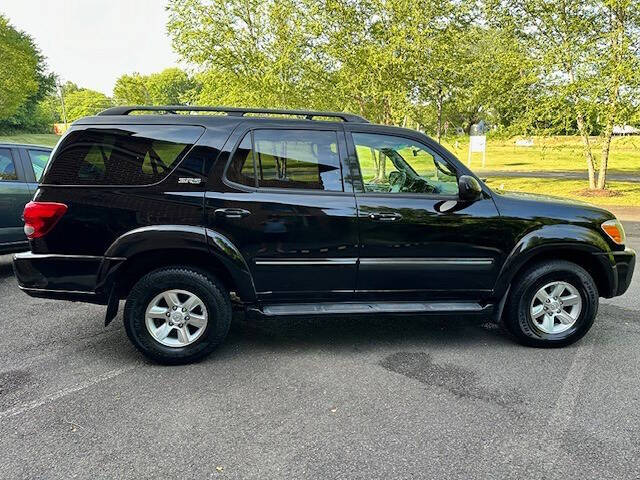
[123,267,231,364]
[503,260,598,348]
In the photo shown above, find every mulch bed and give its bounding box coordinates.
[574,188,623,198]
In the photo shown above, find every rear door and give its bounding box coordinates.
[0,147,32,247]
[204,123,359,301]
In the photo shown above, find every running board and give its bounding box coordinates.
[260,301,491,316]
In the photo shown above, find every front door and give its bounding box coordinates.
[205,124,359,301]
[0,147,32,247]
[347,129,505,300]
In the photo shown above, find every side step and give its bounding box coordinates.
[260,301,491,316]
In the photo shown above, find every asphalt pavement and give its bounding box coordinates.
[1,225,640,479]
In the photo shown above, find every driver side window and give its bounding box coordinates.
[352,132,458,196]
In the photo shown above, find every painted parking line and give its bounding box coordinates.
[0,365,136,420]
[541,340,595,471]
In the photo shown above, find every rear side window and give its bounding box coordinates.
[27,149,50,182]
[42,125,204,186]
[0,148,17,181]
[227,129,343,191]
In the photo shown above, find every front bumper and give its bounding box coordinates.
[12,252,124,304]
[611,247,635,297]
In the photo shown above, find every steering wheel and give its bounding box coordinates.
[399,176,437,194]
[434,158,453,177]
[388,171,407,192]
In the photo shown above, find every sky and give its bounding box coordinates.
[0,0,180,95]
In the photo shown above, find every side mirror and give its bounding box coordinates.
[458,175,483,202]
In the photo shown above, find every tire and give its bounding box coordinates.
[123,266,232,364]
[503,260,599,348]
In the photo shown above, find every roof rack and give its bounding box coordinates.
[97,105,368,123]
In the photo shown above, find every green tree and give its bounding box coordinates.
[113,73,150,105]
[167,0,332,109]
[146,68,197,105]
[489,0,640,190]
[63,87,113,122]
[113,68,196,105]
[0,15,39,119]
[0,15,55,132]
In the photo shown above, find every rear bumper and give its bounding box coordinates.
[12,252,125,304]
[611,247,635,297]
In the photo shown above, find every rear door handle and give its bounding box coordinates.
[368,212,402,222]
[215,208,252,219]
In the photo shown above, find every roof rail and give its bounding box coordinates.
[97,105,369,123]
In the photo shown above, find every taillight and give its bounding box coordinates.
[23,201,68,239]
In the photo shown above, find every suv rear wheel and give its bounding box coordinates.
[124,267,232,364]
[504,260,599,347]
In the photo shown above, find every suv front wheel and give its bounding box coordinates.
[504,260,599,347]
[123,267,232,364]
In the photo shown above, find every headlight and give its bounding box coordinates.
[601,219,626,245]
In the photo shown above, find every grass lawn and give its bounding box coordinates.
[0,133,60,147]
[442,135,640,174]
[485,176,640,207]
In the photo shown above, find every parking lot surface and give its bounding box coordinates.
[1,223,640,479]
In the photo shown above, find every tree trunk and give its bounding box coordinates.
[375,150,386,182]
[598,125,613,190]
[597,5,622,190]
[576,112,597,190]
[436,90,443,144]
[370,147,380,183]
[599,79,619,190]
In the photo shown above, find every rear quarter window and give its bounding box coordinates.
[42,125,204,186]
[27,149,51,182]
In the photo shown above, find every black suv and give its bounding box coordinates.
[13,106,635,364]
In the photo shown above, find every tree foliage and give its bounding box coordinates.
[0,15,55,132]
[165,0,640,190]
[488,0,640,188]
[55,82,113,122]
[2,0,638,190]
[113,68,196,105]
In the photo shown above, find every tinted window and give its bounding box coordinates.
[227,129,343,191]
[352,133,458,196]
[226,134,256,187]
[27,149,50,182]
[0,149,17,181]
[43,125,204,186]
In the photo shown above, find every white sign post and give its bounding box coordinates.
[468,135,487,168]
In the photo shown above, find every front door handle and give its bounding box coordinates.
[369,212,402,222]
[215,208,252,219]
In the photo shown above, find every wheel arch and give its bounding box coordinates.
[494,224,616,301]
[99,225,256,305]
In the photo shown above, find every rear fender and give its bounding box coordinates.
[100,225,256,315]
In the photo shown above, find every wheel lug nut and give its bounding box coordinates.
[166,312,170,317]
[172,306,178,310]
[182,307,186,312]
[169,321,174,326]
[185,316,190,321]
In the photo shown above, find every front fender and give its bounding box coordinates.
[493,224,614,297]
